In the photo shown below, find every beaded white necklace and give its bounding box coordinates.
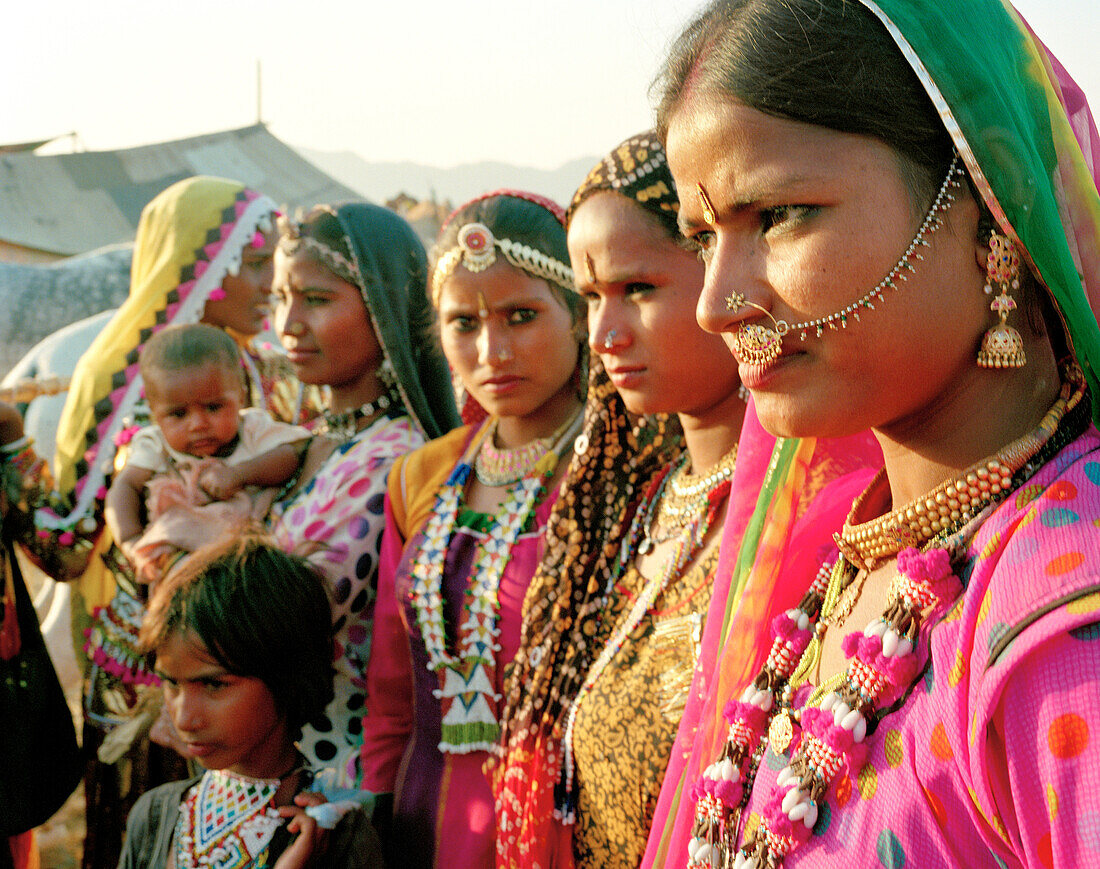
[409,410,583,754]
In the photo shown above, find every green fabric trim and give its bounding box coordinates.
[719,436,802,640]
[866,0,1100,418]
[440,721,501,747]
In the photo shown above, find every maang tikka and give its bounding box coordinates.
[977,230,1026,368]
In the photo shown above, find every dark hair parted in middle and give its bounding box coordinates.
[653,0,955,206]
[430,190,582,322]
[140,532,335,737]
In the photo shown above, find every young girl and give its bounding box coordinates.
[106,324,309,584]
[119,533,383,868]
[362,190,585,868]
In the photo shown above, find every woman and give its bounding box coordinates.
[0,410,82,869]
[657,1,1100,867]
[39,176,297,868]
[491,131,745,868]
[268,203,458,786]
[361,190,585,868]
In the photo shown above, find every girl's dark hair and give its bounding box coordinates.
[431,192,582,323]
[654,0,955,206]
[140,532,335,736]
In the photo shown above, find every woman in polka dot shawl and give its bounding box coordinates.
[644,1,1100,867]
[267,204,458,788]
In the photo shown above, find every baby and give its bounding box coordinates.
[106,323,309,583]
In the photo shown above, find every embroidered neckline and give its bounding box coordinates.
[174,769,283,868]
[555,447,735,823]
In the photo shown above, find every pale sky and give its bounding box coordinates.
[3,0,1098,170]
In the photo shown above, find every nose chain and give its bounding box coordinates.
[724,155,963,365]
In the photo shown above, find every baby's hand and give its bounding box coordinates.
[197,461,242,501]
[122,539,175,585]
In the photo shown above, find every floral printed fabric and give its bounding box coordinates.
[571,554,715,868]
[733,428,1100,867]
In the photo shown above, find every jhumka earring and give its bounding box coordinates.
[977,231,1026,368]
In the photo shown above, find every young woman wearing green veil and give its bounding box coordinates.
[647,1,1100,866]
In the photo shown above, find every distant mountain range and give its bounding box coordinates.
[296,146,597,209]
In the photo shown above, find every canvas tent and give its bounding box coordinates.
[0,123,358,262]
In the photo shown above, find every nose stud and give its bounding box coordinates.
[725,292,746,311]
[285,320,305,337]
[603,329,619,351]
[495,347,514,362]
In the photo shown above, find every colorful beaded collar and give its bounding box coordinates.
[175,769,284,869]
[409,410,583,754]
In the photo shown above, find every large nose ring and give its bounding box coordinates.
[729,301,789,365]
[602,329,618,351]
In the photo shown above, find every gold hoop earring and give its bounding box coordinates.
[977,231,1026,369]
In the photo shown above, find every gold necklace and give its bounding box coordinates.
[652,444,739,532]
[821,562,868,629]
[835,371,1082,571]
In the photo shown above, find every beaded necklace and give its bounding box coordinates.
[174,768,294,869]
[473,415,576,486]
[645,446,740,552]
[410,410,583,754]
[555,444,735,823]
[318,388,398,442]
[685,372,1084,869]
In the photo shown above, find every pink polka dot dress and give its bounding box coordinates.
[734,428,1100,867]
[269,414,424,786]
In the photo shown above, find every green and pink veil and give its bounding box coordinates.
[643,1,1100,865]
